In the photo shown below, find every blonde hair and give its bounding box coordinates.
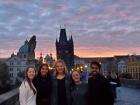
[54,59,68,76]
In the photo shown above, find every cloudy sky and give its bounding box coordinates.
[0,0,140,58]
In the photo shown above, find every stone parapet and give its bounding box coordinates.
[0,88,19,105]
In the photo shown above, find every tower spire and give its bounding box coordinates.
[59,28,67,42]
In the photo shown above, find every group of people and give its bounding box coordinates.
[19,59,115,105]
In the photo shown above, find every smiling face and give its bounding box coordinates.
[56,62,65,74]
[40,65,49,77]
[91,64,100,76]
[72,71,81,83]
[27,67,35,81]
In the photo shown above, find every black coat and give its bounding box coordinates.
[33,75,52,105]
[107,76,121,87]
[71,82,88,105]
[51,74,71,105]
[88,74,114,105]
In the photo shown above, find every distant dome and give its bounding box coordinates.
[19,41,29,53]
[45,54,52,61]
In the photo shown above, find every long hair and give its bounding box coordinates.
[54,59,68,77]
[25,66,36,94]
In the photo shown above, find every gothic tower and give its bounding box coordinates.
[56,28,74,71]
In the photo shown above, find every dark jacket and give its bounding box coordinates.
[108,76,121,87]
[71,82,88,105]
[33,75,52,105]
[51,74,71,105]
[88,74,114,105]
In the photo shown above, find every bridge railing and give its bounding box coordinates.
[0,88,19,105]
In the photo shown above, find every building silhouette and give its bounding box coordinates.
[6,35,36,85]
[56,28,74,70]
[127,55,140,79]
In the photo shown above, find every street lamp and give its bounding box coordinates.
[48,66,54,71]
[84,65,87,68]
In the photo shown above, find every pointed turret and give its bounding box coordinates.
[69,35,73,43]
[11,52,15,57]
[39,52,43,63]
[25,40,28,44]
[59,28,67,43]
[56,38,58,44]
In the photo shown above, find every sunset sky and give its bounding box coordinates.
[0,0,140,59]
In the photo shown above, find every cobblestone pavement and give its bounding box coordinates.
[114,87,140,105]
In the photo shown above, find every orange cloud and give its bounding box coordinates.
[75,46,140,57]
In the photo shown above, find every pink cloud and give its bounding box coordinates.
[79,5,90,13]
[119,11,129,18]
[88,16,96,21]
[55,5,68,12]
[75,46,140,57]
[38,6,50,13]
[0,49,18,58]
[72,15,80,20]
[1,0,25,4]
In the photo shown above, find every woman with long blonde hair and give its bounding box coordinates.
[51,59,70,105]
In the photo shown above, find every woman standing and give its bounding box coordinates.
[108,72,120,99]
[70,70,88,105]
[51,59,70,105]
[33,63,52,105]
[19,66,37,105]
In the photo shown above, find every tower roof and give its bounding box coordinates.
[59,28,67,42]
[69,35,73,43]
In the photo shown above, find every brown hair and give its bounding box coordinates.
[71,70,81,76]
[25,66,36,94]
[70,70,82,91]
[71,70,82,83]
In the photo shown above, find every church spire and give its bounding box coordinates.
[70,35,73,43]
[56,38,58,44]
[59,28,67,43]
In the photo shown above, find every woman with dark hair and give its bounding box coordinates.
[51,59,70,105]
[19,66,37,105]
[70,70,88,105]
[33,63,52,105]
